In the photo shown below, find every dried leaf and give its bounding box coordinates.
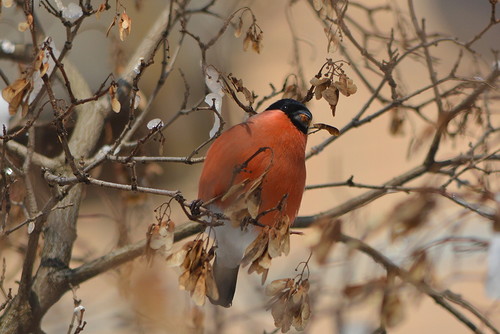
[40,62,49,77]
[221,179,249,202]
[111,97,121,113]
[2,78,31,115]
[390,193,436,239]
[166,248,188,267]
[234,17,243,38]
[266,279,292,296]
[192,272,206,306]
[309,218,342,264]
[267,227,282,258]
[241,227,269,267]
[119,11,132,41]
[312,123,340,136]
[381,290,405,328]
[96,3,107,18]
[322,87,338,105]
[178,270,191,291]
[243,32,252,51]
[205,267,219,301]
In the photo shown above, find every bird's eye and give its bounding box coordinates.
[293,111,311,129]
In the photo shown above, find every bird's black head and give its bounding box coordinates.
[266,99,312,134]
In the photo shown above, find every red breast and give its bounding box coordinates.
[198,105,309,227]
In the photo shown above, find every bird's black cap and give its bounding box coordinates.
[266,99,312,134]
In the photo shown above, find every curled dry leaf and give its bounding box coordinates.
[95,3,107,18]
[242,25,263,54]
[146,220,175,256]
[109,84,121,113]
[332,74,357,96]
[267,278,311,332]
[321,87,339,105]
[234,17,243,38]
[389,193,436,240]
[2,78,31,115]
[119,11,132,41]
[311,123,340,136]
[310,76,331,100]
[308,218,342,264]
[241,215,291,284]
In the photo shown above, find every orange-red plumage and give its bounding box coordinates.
[198,109,307,226]
[198,99,311,307]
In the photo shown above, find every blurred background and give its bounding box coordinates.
[1,0,498,333]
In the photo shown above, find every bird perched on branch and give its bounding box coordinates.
[198,98,311,307]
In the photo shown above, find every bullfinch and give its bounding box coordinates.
[198,98,312,307]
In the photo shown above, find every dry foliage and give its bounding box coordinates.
[0,0,499,333]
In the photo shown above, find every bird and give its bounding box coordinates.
[198,98,312,307]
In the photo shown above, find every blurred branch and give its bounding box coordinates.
[340,233,499,334]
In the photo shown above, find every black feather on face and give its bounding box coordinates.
[266,99,312,134]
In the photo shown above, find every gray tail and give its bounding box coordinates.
[209,257,239,308]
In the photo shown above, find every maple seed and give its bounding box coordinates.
[267,277,312,332]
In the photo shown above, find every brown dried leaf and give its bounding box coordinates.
[271,294,286,326]
[111,96,121,113]
[192,272,206,306]
[258,251,272,270]
[2,78,31,115]
[247,186,261,219]
[242,86,254,104]
[241,228,269,267]
[381,290,405,328]
[205,266,219,301]
[252,33,263,54]
[96,3,107,18]
[390,193,436,240]
[333,74,357,97]
[266,279,292,296]
[119,11,132,41]
[178,270,191,291]
[40,62,49,77]
[234,17,243,38]
[312,123,340,137]
[267,227,282,258]
[243,32,252,51]
[322,86,339,105]
[310,218,342,264]
[221,179,249,202]
[166,248,188,267]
